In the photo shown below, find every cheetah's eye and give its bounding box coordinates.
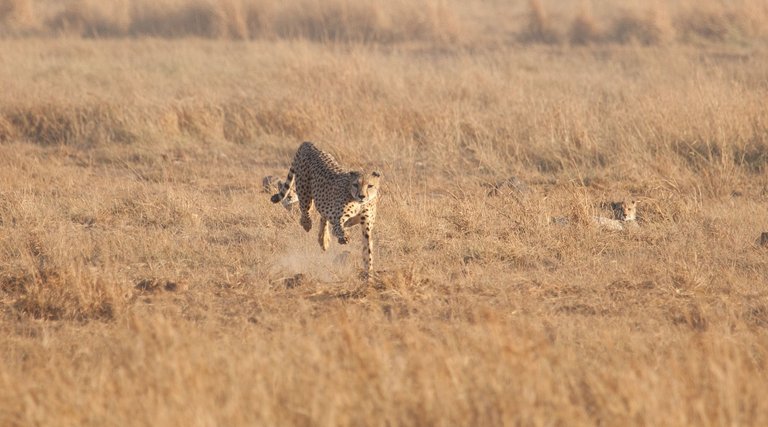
[367,184,374,189]
[352,183,359,187]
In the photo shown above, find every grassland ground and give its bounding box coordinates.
[1,12,768,426]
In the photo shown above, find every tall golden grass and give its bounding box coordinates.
[1,0,767,44]
[1,1,768,425]
[0,0,461,42]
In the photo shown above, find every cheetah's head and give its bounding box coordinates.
[612,200,637,221]
[349,171,382,203]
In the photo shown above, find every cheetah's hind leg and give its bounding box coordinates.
[300,214,312,232]
[297,191,312,232]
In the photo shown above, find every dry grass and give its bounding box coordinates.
[1,0,768,45]
[569,4,601,46]
[519,0,561,44]
[5,0,463,43]
[1,1,768,425]
[0,0,35,33]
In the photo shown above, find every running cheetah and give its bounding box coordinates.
[271,142,381,279]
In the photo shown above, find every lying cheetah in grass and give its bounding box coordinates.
[271,142,381,279]
[593,200,638,231]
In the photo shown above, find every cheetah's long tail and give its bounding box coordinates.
[270,167,296,203]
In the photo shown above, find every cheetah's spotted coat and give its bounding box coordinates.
[271,142,381,279]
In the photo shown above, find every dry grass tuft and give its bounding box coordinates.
[0,114,17,141]
[609,7,673,46]
[271,0,461,43]
[24,0,464,43]
[673,3,768,43]
[3,103,136,146]
[47,0,131,37]
[1,234,120,322]
[130,0,231,39]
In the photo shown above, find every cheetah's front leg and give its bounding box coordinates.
[318,217,330,251]
[360,207,376,281]
[331,217,350,244]
[332,206,357,244]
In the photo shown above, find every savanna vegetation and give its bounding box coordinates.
[1,0,768,425]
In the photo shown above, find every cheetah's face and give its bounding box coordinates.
[612,200,637,221]
[349,171,381,203]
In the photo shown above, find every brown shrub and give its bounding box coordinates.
[47,0,131,37]
[520,0,561,44]
[274,0,370,42]
[405,0,463,44]
[242,1,275,38]
[123,0,460,43]
[609,8,672,45]
[0,114,17,142]
[219,0,248,39]
[2,0,768,45]
[254,0,395,42]
[272,0,401,43]
[672,4,768,43]
[676,8,731,42]
[569,5,601,45]
[130,0,229,38]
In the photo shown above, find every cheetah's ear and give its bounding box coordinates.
[372,171,382,178]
